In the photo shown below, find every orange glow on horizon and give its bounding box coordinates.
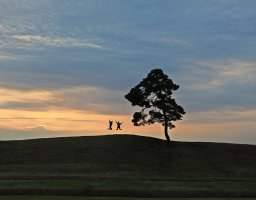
[0,108,163,137]
[0,87,255,143]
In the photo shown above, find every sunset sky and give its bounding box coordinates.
[0,0,255,144]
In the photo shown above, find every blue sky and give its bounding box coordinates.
[0,0,255,144]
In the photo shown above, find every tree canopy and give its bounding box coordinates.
[125,68,185,143]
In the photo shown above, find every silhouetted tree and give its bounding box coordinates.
[124,69,185,144]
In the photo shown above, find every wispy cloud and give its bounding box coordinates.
[184,108,256,124]
[176,60,256,114]
[0,87,61,105]
[0,86,129,114]
[174,120,256,145]
[0,126,73,141]
[11,35,105,49]
[0,24,10,33]
[0,85,156,140]
[0,52,27,61]
[55,86,130,115]
[186,60,256,90]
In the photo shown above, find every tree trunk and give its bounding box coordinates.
[163,111,171,144]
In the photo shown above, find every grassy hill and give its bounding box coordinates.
[0,134,256,198]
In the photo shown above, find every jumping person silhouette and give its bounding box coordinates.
[108,120,113,130]
[115,121,123,130]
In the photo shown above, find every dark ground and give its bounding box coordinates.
[0,134,255,198]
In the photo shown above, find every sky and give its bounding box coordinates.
[0,0,255,144]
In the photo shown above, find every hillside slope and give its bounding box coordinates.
[0,135,256,197]
[0,134,255,177]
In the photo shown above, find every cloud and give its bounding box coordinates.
[176,60,256,113]
[0,24,10,33]
[0,126,70,141]
[1,0,256,91]
[184,108,256,124]
[187,60,256,90]
[0,86,130,115]
[0,107,106,133]
[54,86,131,115]
[174,120,256,145]
[0,52,27,61]
[0,87,62,110]
[11,35,105,49]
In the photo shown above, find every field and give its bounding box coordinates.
[0,134,255,198]
[0,197,252,200]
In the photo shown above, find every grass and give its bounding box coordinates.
[0,197,253,200]
[0,134,255,197]
[0,179,255,197]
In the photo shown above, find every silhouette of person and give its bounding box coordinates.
[108,120,113,130]
[116,121,123,130]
